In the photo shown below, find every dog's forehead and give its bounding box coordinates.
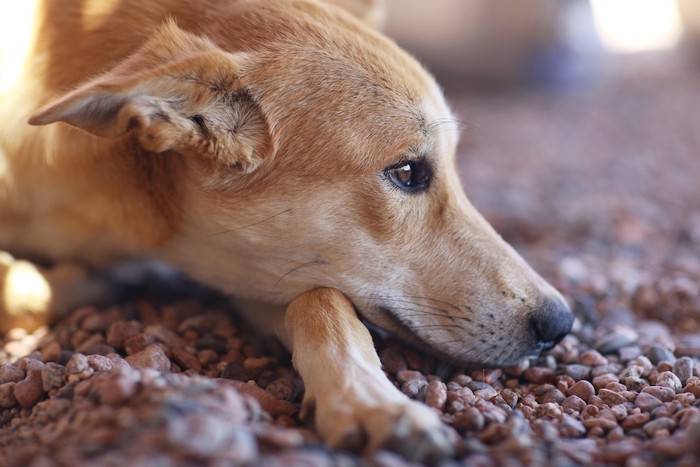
[228,3,455,168]
[250,47,451,167]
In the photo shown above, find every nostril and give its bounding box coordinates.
[531,298,574,346]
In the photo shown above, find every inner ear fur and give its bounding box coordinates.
[28,20,274,173]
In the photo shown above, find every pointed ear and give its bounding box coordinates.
[29,21,274,172]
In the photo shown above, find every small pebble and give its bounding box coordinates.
[619,345,642,362]
[66,354,89,375]
[96,370,139,406]
[642,417,676,437]
[622,413,651,430]
[537,389,564,404]
[569,380,595,403]
[172,347,202,372]
[106,320,143,350]
[592,373,619,390]
[599,388,627,406]
[621,376,648,392]
[684,377,700,397]
[655,371,682,393]
[675,335,700,358]
[266,378,295,402]
[580,350,608,366]
[401,379,428,400]
[14,360,45,408]
[425,380,447,410]
[87,354,114,372]
[396,370,426,385]
[41,363,64,392]
[144,324,185,349]
[673,357,694,386]
[125,344,171,372]
[124,334,155,356]
[564,364,591,380]
[582,417,618,431]
[591,363,623,378]
[595,328,638,354]
[560,415,586,437]
[647,345,677,365]
[0,364,25,384]
[619,365,645,379]
[633,356,654,377]
[641,386,676,402]
[452,407,484,433]
[561,395,586,413]
[522,367,553,384]
[0,382,17,408]
[635,392,663,412]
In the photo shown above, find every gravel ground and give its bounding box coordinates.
[2,52,700,466]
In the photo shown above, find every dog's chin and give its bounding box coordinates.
[360,306,550,369]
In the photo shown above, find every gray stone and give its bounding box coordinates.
[647,345,677,365]
[673,356,695,385]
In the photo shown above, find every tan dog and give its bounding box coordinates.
[0,0,573,461]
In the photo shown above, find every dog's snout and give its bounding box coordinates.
[530,297,573,349]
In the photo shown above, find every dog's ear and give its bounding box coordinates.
[29,21,274,173]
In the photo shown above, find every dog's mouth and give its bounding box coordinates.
[363,305,553,368]
[374,305,437,348]
[368,305,482,365]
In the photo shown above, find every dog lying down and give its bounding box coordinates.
[0,0,573,461]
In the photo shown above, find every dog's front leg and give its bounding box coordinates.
[285,288,454,463]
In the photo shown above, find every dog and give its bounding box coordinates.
[0,0,573,461]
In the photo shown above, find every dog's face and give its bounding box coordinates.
[29,2,572,366]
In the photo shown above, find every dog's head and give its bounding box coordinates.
[29,0,572,366]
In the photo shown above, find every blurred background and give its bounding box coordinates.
[385,0,700,88]
[383,0,700,332]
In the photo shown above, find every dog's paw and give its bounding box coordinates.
[313,393,455,463]
[286,288,455,463]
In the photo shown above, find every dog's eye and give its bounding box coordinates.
[385,159,432,193]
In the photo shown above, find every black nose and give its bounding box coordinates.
[531,297,573,348]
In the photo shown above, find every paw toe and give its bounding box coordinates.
[379,412,455,464]
[321,412,367,452]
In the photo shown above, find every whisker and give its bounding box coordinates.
[404,295,470,314]
[383,308,456,321]
[396,310,473,324]
[426,118,471,132]
[212,208,292,236]
[441,339,465,346]
[411,324,463,330]
[357,294,469,315]
[358,295,452,315]
[270,259,321,291]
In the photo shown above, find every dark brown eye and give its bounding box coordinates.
[385,159,432,193]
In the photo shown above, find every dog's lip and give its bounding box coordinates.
[368,305,491,366]
[365,305,559,368]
